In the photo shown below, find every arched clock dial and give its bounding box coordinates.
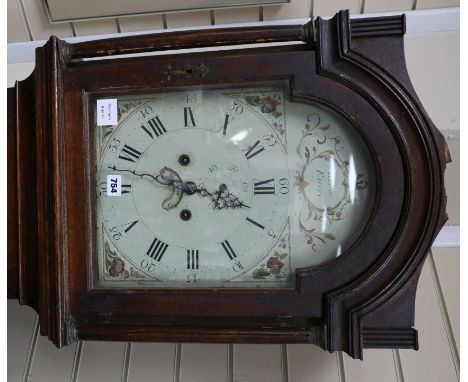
[95,87,375,288]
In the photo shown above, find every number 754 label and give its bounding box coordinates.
[107,175,121,196]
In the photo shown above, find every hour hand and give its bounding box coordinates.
[108,166,184,210]
[157,167,184,210]
[157,167,182,186]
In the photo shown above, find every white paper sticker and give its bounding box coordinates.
[97,99,118,126]
[107,175,121,196]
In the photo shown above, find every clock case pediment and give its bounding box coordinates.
[7,11,449,359]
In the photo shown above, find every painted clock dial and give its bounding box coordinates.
[94,87,376,288]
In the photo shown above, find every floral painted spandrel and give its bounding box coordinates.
[104,241,149,282]
[227,89,287,150]
[252,219,291,282]
[100,227,152,284]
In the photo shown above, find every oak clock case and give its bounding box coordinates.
[7,11,449,359]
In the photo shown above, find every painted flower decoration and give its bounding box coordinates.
[109,257,125,277]
[266,256,284,274]
[260,96,279,113]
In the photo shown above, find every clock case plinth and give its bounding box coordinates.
[7,11,449,359]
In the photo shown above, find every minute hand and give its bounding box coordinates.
[194,183,250,210]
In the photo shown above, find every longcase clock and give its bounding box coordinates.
[7,11,449,359]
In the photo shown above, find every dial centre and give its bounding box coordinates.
[132,127,253,250]
[181,181,197,195]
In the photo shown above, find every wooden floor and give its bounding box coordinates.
[7,248,459,382]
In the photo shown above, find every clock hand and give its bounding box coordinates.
[195,183,250,210]
[109,166,249,209]
[108,166,182,187]
[156,167,186,211]
[108,166,184,210]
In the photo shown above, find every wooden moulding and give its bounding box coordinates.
[7,11,448,359]
[66,22,315,60]
[8,75,38,310]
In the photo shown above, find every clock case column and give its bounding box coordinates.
[7,11,449,359]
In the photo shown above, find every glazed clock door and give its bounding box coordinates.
[94,86,376,288]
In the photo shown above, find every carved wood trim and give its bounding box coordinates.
[35,36,68,347]
[7,87,18,300]
[350,15,406,38]
[315,11,447,358]
[66,23,314,61]
[160,63,209,82]
[362,328,418,349]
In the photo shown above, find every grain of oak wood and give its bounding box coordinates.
[6,9,459,377]
[6,12,448,361]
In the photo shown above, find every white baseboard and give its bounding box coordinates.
[7,7,459,64]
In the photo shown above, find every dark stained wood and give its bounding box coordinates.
[7,11,448,359]
[67,22,313,60]
[34,36,67,346]
[7,74,39,308]
[7,87,18,299]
